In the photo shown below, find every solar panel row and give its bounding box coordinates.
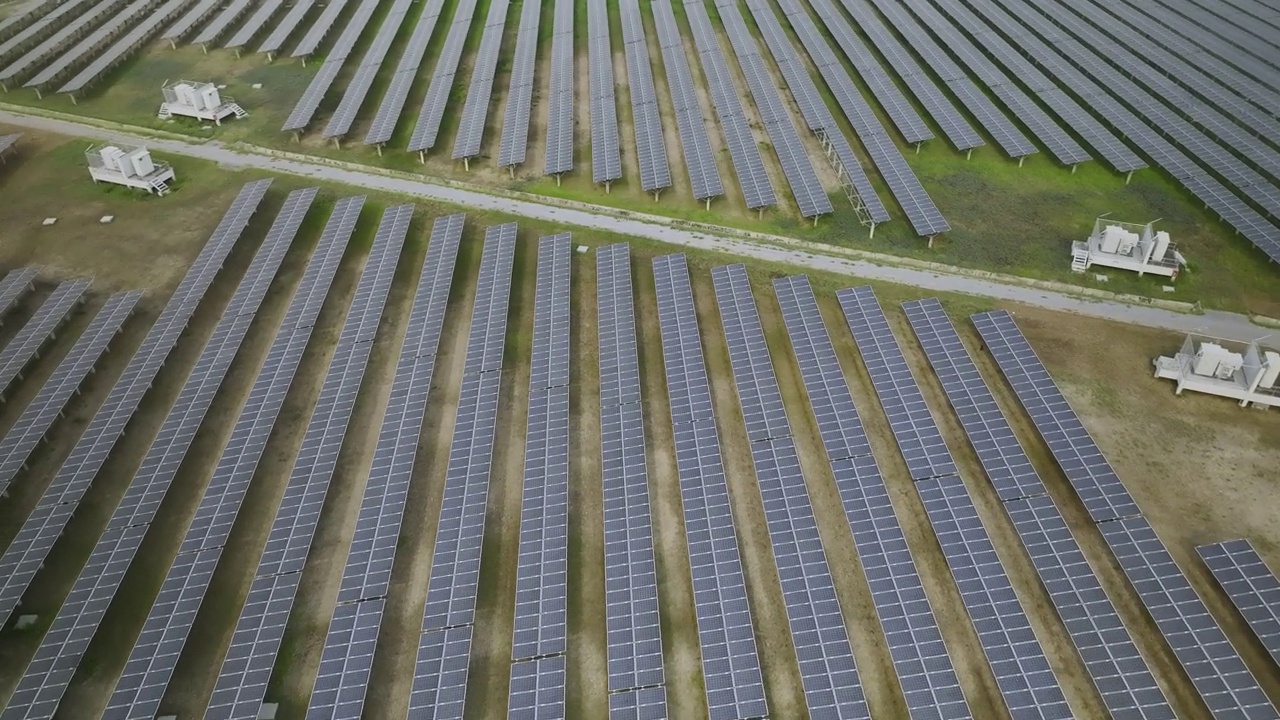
[652,253,768,720]
[0,266,39,320]
[495,0,540,168]
[0,290,137,497]
[0,0,91,62]
[0,178,271,634]
[798,0,931,145]
[0,278,88,396]
[974,309,1280,720]
[832,0,984,152]
[712,265,867,719]
[714,0,830,219]
[618,0,669,194]
[223,0,288,50]
[452,0,510,159]
[775,0,946,235]
[587,0,621,185]
[257,0,319,54]
[282,0,389,132]
[507,234,571,720]
[651,0,722,202]
[292,0,355,58]
[544,0,573,175]
[407,0,479,153]
[57,0,191,95]
[206,204,410,720]
[363,0,447,146]
[904,298,1175,720]
[193,0,258,46]
[1198,539,1280,670]
[409,223,516,717]
[309,213,464,720]
[954,0,1280,262]
[596,244,667,714]
[773,275,971,718]
[320,0,415,139]
[0,0,126,86]
[680,0,775,211]
[27,0,154,89]
[0,0,54,44]
[164,0,221,42]
[104,196,363,720]
[840,287,1072,720]
[1,186,314,720]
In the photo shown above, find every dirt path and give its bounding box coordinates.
[462,231,534,720]
[564,244,607,718]
[364,221,484,718]
[632,257,707,720]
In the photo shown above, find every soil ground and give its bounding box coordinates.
[0,140,1276,720]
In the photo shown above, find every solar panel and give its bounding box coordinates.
[587,0,621,185]
[652,253,768,720]
[283,0,388,133]
[0,291,138,497]
[508,655,567,720]
[597,245,667,710]
[103,198,361,720]
[1100,518,1278,720]
[905,295,1176,720]
[26,0,151,88]
[680,0,775,210]
[618,0,669,194]
[544,0,573,175]
[223,0,287,50]
[651,0,722,202]
[207,204,409,720]
[452,0,510,159]
[712,265,868,719]
[841,287,1071,720]
[0,266,38,319]
[164,0,221,42]
[495,0,540,167]
[714,1,831,218]
[363,0,447,146]
[57,0,191,95]
[407,0,479,153]
[292,0,354,57]
[193,0,258,45]
[409,223,517,717]
[0,0,125,86]
[970,310,1142,522]
[321,0,415,139]
[0,278,88,396]
[508,234,571,720]
[773,275,971,718]
[257,0,318,54]
[307,214,463,719]
[3,187,313,720]
[1199,539,1280,669]
[0,179,270,631]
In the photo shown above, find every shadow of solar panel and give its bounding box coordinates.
[1100,518,1278,719]
[1199,539,1280,670]
[0,179,270,633]
[971,311,1142,522]
[652,254,768,720]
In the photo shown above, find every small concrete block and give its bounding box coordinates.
[576,245,588,254]
[42,217,56,226]
[251,83,263,89]
[15,614,38,629]
[100,215,114,224]
[216,84,227,89]
[1094,273,1109,282]
[1162,285,1176,293]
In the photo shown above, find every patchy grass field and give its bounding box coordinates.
[0,137,1277,720]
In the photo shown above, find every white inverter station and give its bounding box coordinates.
[1071,217,1187,278]
[158,80,248,125]
[85,143,176,195]
[1154,336,1280,409]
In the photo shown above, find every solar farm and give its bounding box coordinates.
[0,0,1277,718]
